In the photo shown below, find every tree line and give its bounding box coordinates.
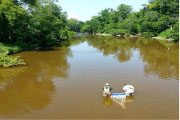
[70,0,178,41]
[0,0,76,67]
[0,0,75,48]
[1,0,178,47]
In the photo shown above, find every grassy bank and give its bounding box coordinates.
[0,43,25,67]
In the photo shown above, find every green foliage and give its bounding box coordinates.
[80,24,90,33]
[0,43,25,67]
[0,43,22,54]
[81,0,178,41]
[142,32,155,37]
[29,1,72,47]
[171,21,179,42]
[110,29,126,36]
[158,29,172,39]
[0,0,75,67]
[116,4,132,20]
[67,18,83,32]
[0,54,25,67]
[0,0,74,48]
[148,0,179,17]
[0,0,179,67]
[0,0,31,43]
[60,27,76,40]
[20,0,37,5]
[122,14,138,34]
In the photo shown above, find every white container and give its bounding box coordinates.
[111,93,126,100]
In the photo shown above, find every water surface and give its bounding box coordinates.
[0,35,179,119]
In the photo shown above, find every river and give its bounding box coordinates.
[0,35,179,119]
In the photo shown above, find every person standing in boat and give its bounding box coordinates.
[102,83,113,97]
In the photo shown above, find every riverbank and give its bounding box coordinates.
[0,33,176,68]
[96,33,175,42]
[152,37,173,42]
[96,33,140,37]
[0,40,71,68]
[96,33,112,36]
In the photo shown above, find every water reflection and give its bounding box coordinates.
[0,67,27,90]
[86,36,134,62]
[0,47,71,118]
[113,96,135,109]
[137,38,179,80]
[103,97,113,107]
[103,96,135,109]
[77,35,179,80]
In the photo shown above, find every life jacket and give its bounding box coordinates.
[104,86,110,92]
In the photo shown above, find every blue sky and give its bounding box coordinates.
[58,0,149,21]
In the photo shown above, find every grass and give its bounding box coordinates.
[0,43,26,67]
[158,29,172,39]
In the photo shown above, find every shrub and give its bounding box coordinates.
[142,32,155,37]
[0,43,22,54]
[0,43,25,67]
[171,21,179,42]
[110,29,126,36]
[158,29,172,39]
[0,53,26,67]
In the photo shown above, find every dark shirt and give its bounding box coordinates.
[102,86,113,91]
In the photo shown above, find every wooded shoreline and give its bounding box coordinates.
[96,33,175,42]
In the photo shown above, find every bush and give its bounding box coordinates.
[142,32,155,37]
[0,53,26,67]
[0,43,22,54]
[0,43,25,67]
[158,29,172,39]
[60,28,76,40]
[110,29,126,36]
[171,21,179,42]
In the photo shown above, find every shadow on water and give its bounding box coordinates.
[37,47,59,52]
[0,47,71,118]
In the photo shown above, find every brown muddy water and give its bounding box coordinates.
[0,35,179,119]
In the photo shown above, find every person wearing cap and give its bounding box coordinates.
[102,83,113,97]
[123,84,135,96]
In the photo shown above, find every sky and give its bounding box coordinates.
[58,0,149,21]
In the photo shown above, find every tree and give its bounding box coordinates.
[82,0,178,40]
[123,13,138,34]
[0,0,30,43]
[116,4,132,21]
[171,21,179,41]
[148,0,179,17]
[30,1,71,47]
[0,0,74,47]
[67,18,82,32]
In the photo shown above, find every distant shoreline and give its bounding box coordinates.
[95,33,175,42]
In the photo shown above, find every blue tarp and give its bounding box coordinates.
[111,93,126,95]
